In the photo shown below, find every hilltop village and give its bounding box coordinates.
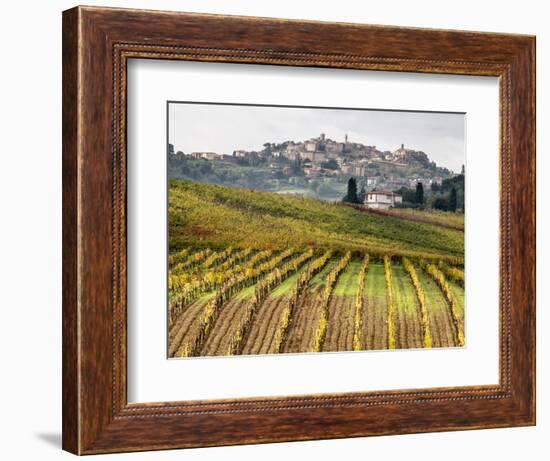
[168,133,461,206]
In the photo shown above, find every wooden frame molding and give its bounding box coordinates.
[62,6,535,455]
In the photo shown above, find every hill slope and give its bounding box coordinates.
[169,180,464,262]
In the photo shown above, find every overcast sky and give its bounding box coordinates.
[168,103,465,173]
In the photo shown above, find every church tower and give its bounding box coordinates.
[345,133,348,143]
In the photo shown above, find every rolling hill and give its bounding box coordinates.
[169,180,464,263]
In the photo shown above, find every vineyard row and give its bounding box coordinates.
[168,249,465,357]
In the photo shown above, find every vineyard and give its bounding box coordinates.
[169,180,464,262]
[168,180,465,357]
[168,247,465,357]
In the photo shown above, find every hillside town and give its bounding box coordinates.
[169,133,462,207]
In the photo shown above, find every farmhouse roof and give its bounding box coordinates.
[369,190,401,196]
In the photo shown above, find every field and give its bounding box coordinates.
[362,207,465,231]
[168,180,465,357]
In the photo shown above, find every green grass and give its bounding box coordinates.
[416,268,448,313]
[270,265,308,298]
[234,285,256,300]
[169,180,464,261]
[364,263,388,298]
[333,260,362,296]
[391,265,419,317]
[380,208,464,230]
[310,259,338,290]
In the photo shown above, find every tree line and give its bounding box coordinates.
[342,174,463,212]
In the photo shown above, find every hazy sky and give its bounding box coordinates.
[168,103,465,173]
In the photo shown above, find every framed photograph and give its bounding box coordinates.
[62,6,535,455]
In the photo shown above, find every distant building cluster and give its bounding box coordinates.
[189,152,233,161]
[170,132,453,195]
[282,133,377,166]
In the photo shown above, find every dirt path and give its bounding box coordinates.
[391,265,424,349]
[168,296,212,357]
[323,260,361,352]
[201,297,249,356]
[362,263,389,350]
[242,296,287,355]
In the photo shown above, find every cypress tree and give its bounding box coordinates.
[449,187,457,212]
[415,182,424,206]
[344,177,359,204]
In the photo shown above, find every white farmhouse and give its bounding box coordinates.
[364,191,403,209]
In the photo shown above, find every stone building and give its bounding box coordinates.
[364,191,403,209]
